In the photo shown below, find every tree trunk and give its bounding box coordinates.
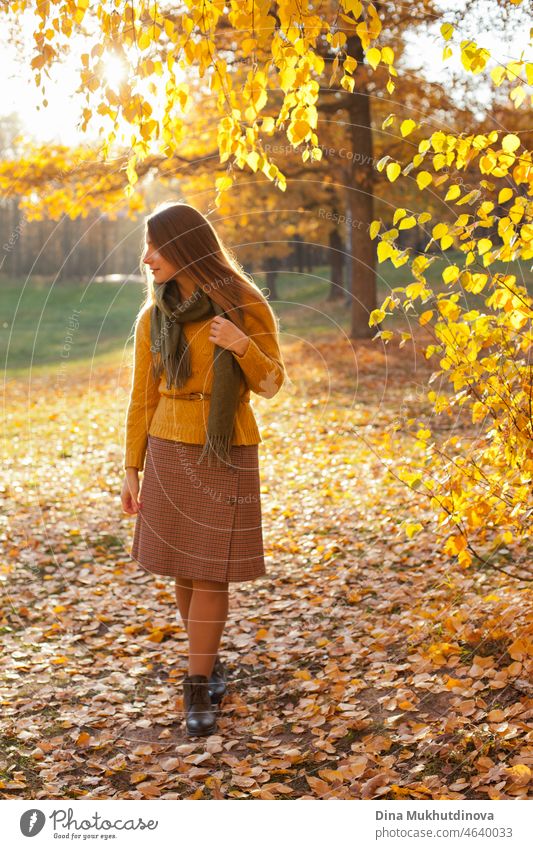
[346,35,377,339]
[264,256,279,300]
[304,241,312,272]
[294,234,304,273]
[327,226,345,300]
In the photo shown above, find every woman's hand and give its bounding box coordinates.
[208,316,250,357]
[121,468,143,514]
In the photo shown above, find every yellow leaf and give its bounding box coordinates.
[405,281,426,300]
[441,23,454,41]
[429,642,462,660]
[293,669,312,680]
[432,223,448,239]
[369,220,381,239]
[131,772,149,784]
[518,220,532,239]
[381,46,394,65]
[386,162,401,182]
[343,0,363,16]
[498,187,513,204]
[405,522,423,538]
[467,268,489,294]
[393,208,406,224]
[400,119,416,137]
[443,265,460,283]
[508,637,532,661]
[369,308,386,326]
[431,131,447,152]
[246,150,260,172]
[216,174,233,192]
[147,630,164,643]
[366,47,381,70]
[399,216,416,229]
[419,310,433,325]
[377,241,394,262]
[416,171,432,190]
[445,185,461,201]
[390,784,412,799]
[126,155,138,186]
[491,65,506,85]
[75,731,92,746]
[288,119,311,145]
[446,533,467,554]
[501,133,520,153]
[391,250,410,268]
[164,18,175,39]
[478,238,492,255]
[461,41,490,74]
[479,200,495,216]
[510,83,524,103]
[137,29,153,51]
[505,765,531,786]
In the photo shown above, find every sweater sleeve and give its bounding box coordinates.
[232,296,286,398]
[123,307,161,471]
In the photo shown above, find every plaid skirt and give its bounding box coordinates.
[129,435,266,583]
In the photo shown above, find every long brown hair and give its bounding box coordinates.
[137,201,276,333]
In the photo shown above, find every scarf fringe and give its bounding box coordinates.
[196,433,233,468]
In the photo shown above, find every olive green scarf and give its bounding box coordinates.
[150,280,243,468]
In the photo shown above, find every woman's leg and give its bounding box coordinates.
[187,578,229,676]
[175,576,193,630]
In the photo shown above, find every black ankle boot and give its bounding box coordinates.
[208,656,228,704]
[183,674,217,736]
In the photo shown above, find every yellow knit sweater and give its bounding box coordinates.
[123,293,286,471]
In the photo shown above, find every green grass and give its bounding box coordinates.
[2,251,531,375]
[2,276,143,377]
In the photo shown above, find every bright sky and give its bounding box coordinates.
[2,2,530,147]
[5,51,94,146]
[3,7,168,147]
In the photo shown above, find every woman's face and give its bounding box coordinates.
[142,236,180,285]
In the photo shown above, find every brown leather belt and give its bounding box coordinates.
[168,392,249,402]
[169,392,210,400]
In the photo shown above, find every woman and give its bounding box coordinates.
[120,201,286,737]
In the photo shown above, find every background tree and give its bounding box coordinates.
[1,1,527,335]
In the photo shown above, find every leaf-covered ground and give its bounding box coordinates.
[1,330,531,800]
